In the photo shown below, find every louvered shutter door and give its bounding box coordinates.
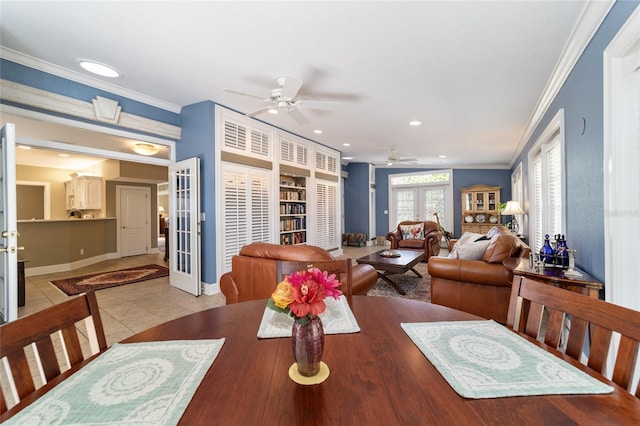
[250,129,269,157]
[224,120,247,151]
[327,155,338,174]
[326,183,338,248]
[296,144,308,166]
[315,182,328,248]
[251,174,271,243]
[223,171,248,271]
[315,180,339,250]
[315,151,327,171]
[280,139,295,162]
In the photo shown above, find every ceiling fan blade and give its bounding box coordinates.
[398,158,418,162]
[287,108,309,125]
[295,100,342,110]
[222,88,266,101]
[246,106,273,118]
[280,76,303,99]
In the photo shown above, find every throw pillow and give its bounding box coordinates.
[456,239,492,260]
[447,232,486,260]
[400,223,424,240]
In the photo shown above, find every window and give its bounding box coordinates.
[388,170,452,234]
[528,110,565,252]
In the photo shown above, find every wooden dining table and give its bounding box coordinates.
[3,296,639,424]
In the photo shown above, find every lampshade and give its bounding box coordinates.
[502,200,525,215]
[158,206,165,213]
[132,143,160,156]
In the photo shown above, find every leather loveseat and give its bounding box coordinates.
[386,221,443,260]
[220,242,378,304]
[427,226,530,323]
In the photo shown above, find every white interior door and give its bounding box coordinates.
[1,123,18,323]
[169,157,200,296]
[117,186,150,257]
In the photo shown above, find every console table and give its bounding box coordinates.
[503,257,603,299]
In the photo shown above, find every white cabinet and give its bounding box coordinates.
[66,176,102,210]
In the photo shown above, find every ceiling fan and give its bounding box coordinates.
[222,75,340,125]
[375,149,418,166]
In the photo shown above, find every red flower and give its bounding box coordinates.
[272,267,343,319]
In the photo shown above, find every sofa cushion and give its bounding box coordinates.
[447,232,490,260]
[482,227,518,263]
[400,223,424,240]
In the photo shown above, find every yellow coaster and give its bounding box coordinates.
[288,362,330,385]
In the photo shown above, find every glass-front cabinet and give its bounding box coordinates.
[461,184,501,234]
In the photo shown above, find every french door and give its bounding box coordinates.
[0,123,18,323]
[392,185,450,232]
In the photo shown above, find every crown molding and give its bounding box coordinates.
[510,0,616,167]
[1,79,181,139]
[0,47,182,114]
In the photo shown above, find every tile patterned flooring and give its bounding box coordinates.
[20,244,384,346]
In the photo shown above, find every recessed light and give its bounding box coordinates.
[59,153,70,158]
[439,155,447,159]
[268,108,279,114]
[343,156,353,160]
[78,60,120,78]
[17,145,31,150]
[342,143,350,147]
[409,121,422,126]
[313,130,323,134]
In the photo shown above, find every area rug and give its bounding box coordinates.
[366,261,431,302]
[50,264,169,296]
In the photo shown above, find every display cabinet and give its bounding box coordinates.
[461,184,501,234]
[279,174,307,245]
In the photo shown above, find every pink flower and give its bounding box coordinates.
[272,267,343,318]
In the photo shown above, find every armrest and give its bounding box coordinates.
[352,264,378,295]
[427,257,512,287]
[220,272,239,304]
[386,230,402,249]
[423,228,442,247]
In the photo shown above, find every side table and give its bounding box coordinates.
[503,257,603,299]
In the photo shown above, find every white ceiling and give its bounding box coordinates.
[0,1,588,168]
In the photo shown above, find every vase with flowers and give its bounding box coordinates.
[268,267,343,379]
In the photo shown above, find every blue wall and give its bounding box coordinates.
[367,167,510,238]
[178,102,217,284]
[511,0,639,283]
[344,163,371,238]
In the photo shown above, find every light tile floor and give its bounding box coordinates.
[19,244,385,346]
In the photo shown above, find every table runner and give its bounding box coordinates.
[5,339,225,425]
[401,320,613,399]
[257,295,360,338]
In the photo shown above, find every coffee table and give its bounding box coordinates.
[356,249,424,294]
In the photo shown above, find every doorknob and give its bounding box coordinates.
[2,230,20,238]
[0,246,23,253]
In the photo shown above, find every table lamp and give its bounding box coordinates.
[502,200,524,234]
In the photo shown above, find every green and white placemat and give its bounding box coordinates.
[401,320,614,399]
[5,339,225,425]
[257,295,360,338]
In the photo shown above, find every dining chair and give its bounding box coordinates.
[276,259,353,306]
[0,291,107,413]
[506,276,640,397]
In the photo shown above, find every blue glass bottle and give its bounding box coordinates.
[556,235,568,267]
[540,234,555,264]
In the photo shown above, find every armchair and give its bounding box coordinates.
[386,221,442,260]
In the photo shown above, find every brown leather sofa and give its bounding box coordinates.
[386,221,443,260]
[427,226,530,323]
[220,242,379,304]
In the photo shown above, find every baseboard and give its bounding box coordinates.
[25,252,119,277]
[202,281,220,296]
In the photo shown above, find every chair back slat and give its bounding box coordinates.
[508,277,640,397]
[277,259,353,306]
[587,326,613,374]
[0,292,107,413]
[613,337,639,391]
[565,317,588,360]
[543,309,564,348]
[35,338,61,382]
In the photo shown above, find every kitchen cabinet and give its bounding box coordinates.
[66,176,102,210]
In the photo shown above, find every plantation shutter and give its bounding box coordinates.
[532,157,543,251]
[546,139,562,236]
[222,167,272,272]
[315,180,339,251]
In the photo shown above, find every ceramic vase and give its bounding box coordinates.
[292,314,324,376]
